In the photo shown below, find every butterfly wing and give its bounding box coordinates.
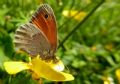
[30,4,57,52]
[14,23,51,59]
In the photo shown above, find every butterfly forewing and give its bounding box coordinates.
[30,4,57,52]
[14,23,51,59]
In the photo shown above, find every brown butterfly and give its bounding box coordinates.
[14,4,58,62]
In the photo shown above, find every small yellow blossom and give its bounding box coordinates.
[102,76,114,84]
[62,10,87,21]
[115,69,120,83]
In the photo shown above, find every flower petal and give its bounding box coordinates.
[115,69,120,82]
[4,61,30,74]
[30,57,74,81]
[47,59,64,71]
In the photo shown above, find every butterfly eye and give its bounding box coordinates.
[44,14,48,19]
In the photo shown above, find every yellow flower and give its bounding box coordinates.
[115,69,120,83]
[62,10,87,21]
[4,56,74,81]
[102,76,114,84]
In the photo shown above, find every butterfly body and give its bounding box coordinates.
[14,4,58,62]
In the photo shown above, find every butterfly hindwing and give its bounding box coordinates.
[14,23,51,58]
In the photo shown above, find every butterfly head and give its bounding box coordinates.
[41,49,58,63]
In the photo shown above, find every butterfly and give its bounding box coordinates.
[14,4,58,62]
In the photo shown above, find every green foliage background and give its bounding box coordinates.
[0,0,120,84]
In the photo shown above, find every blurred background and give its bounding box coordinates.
[0,0,120,84]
